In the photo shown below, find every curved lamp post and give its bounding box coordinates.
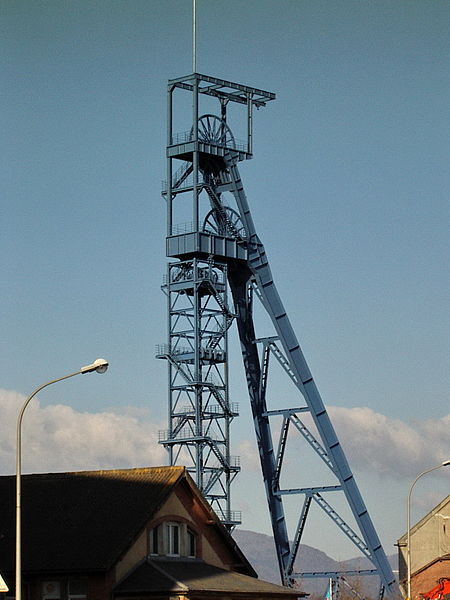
[406,460,450,600]
[15,359,109,600]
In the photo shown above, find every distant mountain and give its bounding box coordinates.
[232,529,397,597]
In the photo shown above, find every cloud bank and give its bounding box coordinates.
[1,389,448,483]
[328,406,450,479]
[0,389,166,474]
[236,404,450,482]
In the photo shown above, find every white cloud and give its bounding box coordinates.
[2,388,448,485]
[0,389,166,474]
[237,438,260,471]
[329,406,450,479]
[236,406,450,482]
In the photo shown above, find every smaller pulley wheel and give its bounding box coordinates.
[203,207,247,240]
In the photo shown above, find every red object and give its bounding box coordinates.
[421,578,450,600]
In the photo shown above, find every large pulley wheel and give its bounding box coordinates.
[191,114,235,148]
[203,207,247,240]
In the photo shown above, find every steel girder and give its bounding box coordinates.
[222,150,396,593]
[161,73,396,594]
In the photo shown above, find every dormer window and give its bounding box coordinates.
[149,524,160,555]
[149,521,197,558]
[187,528,196,558]
[167,522,180,556]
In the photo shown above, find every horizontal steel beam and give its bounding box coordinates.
[296,570,378,578]
[263,407,309,416]
[168,73,275,106]
[276,485,342,496]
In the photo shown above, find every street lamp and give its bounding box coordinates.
[15,359,109,600]
[406,460,450,600]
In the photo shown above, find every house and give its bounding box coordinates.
[0,466,303,600]
[397,495,450,600]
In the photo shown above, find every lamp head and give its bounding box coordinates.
[80,358,109,374]
[442,460,450,467]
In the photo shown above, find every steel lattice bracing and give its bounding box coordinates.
[158,73,396,594]
[157,256,241,528]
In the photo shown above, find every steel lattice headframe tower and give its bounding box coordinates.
[157,73,396,596]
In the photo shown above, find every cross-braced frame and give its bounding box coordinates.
[158,73,396,594]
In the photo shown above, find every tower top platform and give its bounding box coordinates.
[168,73,276,108]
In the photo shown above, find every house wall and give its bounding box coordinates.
[113,490,192,583]
[114,478,244,584]
[398,499,450,582]
[88,572,113,600]
[150,480,237,570]
[170,479,241,572]
[115,529,148,583]
[24,572,110,600]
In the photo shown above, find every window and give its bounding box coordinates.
[149,525,159,555]
[149,521,197,558]
[187,529,196,557]
[41,579,87,600]
[42,582,60,600]
[67,580,87,600]
[167,522,180,556]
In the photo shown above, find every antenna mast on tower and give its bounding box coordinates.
[192,0,197,73]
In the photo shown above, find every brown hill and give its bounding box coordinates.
[232,529,397,597]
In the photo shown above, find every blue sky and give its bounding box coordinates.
[1,0,449,563]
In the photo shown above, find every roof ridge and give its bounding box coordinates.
[71,465,184,478]
[398,493,450,541]
[146,558,188,592]
[19,465,184,480]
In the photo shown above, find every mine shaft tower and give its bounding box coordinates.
[157,73,396,595]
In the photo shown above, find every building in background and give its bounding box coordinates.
[398,495,450,599]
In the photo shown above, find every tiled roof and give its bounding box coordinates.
[115,558,303,597]
[0,467,184,573]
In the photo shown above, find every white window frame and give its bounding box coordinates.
[149,525,160,555]
[187,528,196,558]
[166,522,180,556]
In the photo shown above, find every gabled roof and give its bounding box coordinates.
[0,466,233,574]
[115,558,303,598]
